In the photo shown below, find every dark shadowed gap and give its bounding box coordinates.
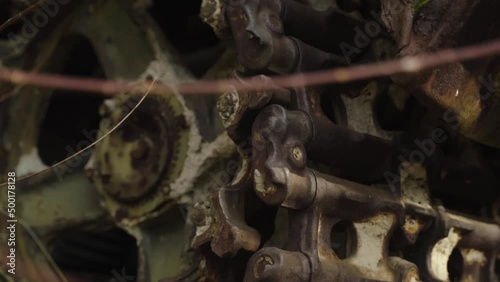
[37,35,105,165]
[447,248,463,282]
[376,89,416,131]
[50,227,138,280]
[148,0,225,78]
[330,220,356,259]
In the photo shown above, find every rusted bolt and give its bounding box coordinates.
[217,91,239,121]
[192,202,208,226]
[292,146,303,162]
[254,255,274,278]
[265,185,277,194]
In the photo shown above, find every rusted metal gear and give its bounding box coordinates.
[86,92,190,223]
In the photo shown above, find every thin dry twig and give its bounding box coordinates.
[0,38,500,186]
[0,38,500,96]
[0,86,19,103]
[0,0,49,34]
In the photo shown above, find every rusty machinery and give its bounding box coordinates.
[0,0,499,281]
[192,0,500,281]
[0,1,231,281]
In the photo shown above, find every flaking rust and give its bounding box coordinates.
[192,0,500,281]
[1,0,500,281]
[383,0,500,147]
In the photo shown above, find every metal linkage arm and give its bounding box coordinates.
[225,0,350,73]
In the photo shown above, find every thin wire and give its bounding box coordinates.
[0,78,157,186]
[0,0,49,33]
[0,86,19,103]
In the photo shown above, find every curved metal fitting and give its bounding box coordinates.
[192,164,261,258]
[251,104,315,208]
[226,0,297,73]
[243,247,311,281]
[226,0,347,73]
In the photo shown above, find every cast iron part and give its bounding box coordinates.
[192,0,500,281]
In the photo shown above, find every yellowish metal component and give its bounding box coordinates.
[87,91,190,225]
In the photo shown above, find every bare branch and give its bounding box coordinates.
[0,39,499,97]
[0,38,500,185]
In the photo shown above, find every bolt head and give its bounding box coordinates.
[292,146,303,162]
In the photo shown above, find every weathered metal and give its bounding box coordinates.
[0,1,233,281]
[87,91,190,223]
[225,0,353,73]
[192,0,500,281]
[1,0,499,281]
[383,0,500,148]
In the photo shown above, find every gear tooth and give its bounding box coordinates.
[90,92,189,220]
